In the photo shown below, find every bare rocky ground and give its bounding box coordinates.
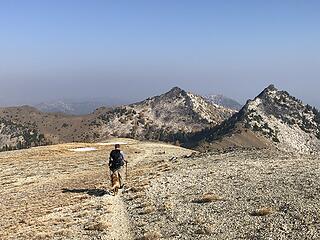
[1,138,320,239]
[126,149,320,240]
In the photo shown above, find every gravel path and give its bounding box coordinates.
[106,194,134,240]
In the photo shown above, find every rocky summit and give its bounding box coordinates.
[92,87,235,141]
[191,85,320,154]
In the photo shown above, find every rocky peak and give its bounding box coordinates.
[161,86,187,99]
[246,85,310,120]
[92,87,235,143]
[191,85,320,154]
[254,84,277,99]
[265,84,277,91]
[169,86,184,93]
[240,85,320,152]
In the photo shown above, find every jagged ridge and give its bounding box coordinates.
[189,85,320,153]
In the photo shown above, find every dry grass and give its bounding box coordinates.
[251,207,274,216]
[161,168,171,173]
[34,232,54,239]
[195,224,214,235]
[140,180,150,187]
[155,151,166,155]
[84,221,111,231]
[162,201,174,212]
[52,229,73,237]
[130,186,146,193]
[192,193,223,203]
[138,205,156,215]
[131,192,146,200]
[141,231,162,240]
[193,216,206,225]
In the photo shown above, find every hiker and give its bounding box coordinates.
[109,144,127,188]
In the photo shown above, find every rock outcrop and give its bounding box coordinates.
[190,85,320,153]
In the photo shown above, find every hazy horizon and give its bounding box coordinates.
[1,1,320,108]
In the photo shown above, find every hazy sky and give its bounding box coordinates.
[0,1,320,107]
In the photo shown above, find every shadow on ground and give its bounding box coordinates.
[62,188,110,197]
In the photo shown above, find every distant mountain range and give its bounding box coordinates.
[1,85,320,154]
[204,94,242,110]
[35,100,105,115]
[0,87,234,150]
[34,98,130,115]
[34,94,241,115]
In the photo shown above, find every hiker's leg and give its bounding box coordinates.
[109,170,113,182]
[119,167,125,187]
[112,169,122,186]
[110,170,115,185]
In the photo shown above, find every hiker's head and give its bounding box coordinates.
[115,144,120,149]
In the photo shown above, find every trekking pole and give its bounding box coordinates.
[125,161,128,180]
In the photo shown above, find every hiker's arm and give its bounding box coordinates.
[121,151,127,163]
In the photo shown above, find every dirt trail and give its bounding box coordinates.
[102,141,192,240]
[101,141,146,240]
[106,194,134,240]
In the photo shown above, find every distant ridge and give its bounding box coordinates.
[189,85,320,153]
[0,87,234,151]
[34,98,128,115]
[204,94,242,110]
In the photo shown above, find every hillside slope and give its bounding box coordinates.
[0,114,48,151]
[0,106,90,146]
[189,85,320,153]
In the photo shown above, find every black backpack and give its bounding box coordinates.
[109,149,124,170]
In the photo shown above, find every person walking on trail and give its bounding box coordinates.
[109,144,127,188]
